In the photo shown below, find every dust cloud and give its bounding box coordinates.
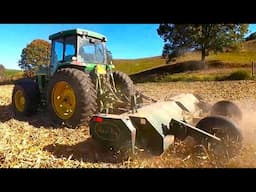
[237,100,256,144]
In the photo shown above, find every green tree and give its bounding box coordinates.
[157,24,249,63]
[18,39,51,71]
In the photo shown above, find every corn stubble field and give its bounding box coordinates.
[1,81,256,168]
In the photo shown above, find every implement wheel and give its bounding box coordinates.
[210,100,242,123]
[195,116,242,160]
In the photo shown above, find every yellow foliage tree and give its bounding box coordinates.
[18,39,51,71]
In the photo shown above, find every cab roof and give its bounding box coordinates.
[49,28,107,41]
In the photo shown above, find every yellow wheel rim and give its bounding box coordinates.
[51,81,76,120]
[14,90,25,112]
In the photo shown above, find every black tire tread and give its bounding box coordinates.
[112,71,135,98]
[195,115,242,159]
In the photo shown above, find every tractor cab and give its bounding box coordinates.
[49,28,109,76]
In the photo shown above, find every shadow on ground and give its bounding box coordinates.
[43,138,128,164]
[0,103,53,128]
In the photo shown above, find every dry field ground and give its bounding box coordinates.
[1,81,256,168]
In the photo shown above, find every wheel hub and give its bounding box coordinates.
[52,81,76,120]
[14,90,26,112]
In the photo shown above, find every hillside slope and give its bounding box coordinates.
[113,56,166,75]
[114,40,256,76]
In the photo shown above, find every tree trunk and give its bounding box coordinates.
[201,48,208,69]
[201,48,206,63]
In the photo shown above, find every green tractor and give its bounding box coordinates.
[12,28,135,128]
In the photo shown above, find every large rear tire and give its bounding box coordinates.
[12,78,40,117]
[112,71,135,113]
[47,68,97,128]
[195,116,242,160]
[113,71,134,99]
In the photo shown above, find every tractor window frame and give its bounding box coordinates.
[52,35,77,63]
[63,35,77,61]
[77,35,107,64]
[52,38,64,63]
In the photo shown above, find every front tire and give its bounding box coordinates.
[47,68,97,128]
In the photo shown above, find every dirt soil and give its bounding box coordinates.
[1,81,256,168]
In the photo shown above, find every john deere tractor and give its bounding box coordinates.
[12,28,135,128]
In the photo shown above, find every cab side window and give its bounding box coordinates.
[50,39,64,75]
[54,41,64,62]
[64,36,76,61]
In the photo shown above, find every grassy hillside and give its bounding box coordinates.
[4,69,23,77]
[113,56,166,75]
[0,69,23,85]
[113,40,256,76]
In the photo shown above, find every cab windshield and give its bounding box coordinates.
[78,38,105,64]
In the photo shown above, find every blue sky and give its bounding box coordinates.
[0,24,255,70]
